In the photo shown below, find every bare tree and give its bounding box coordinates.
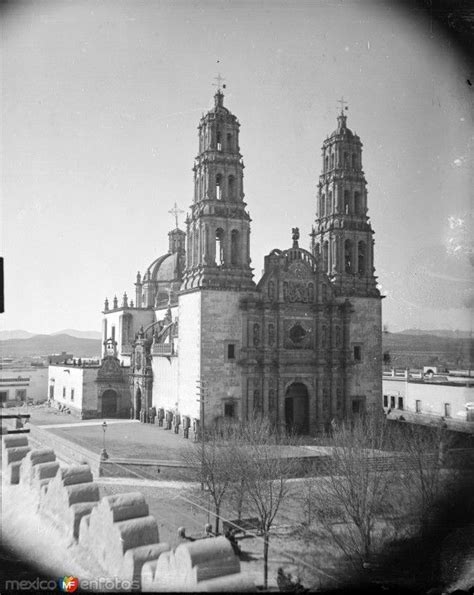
[180,429,233,534]
[231,418,301,590]
[389,421,452,534]
[304,415,396,567]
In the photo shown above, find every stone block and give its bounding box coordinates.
[61,464,94,486]
[40,462,98,526]
[6,461,22,485]
[65,502,99,540]
[3,435,28,449]
[2,445,30,466]
[149,536,253,592]
[19,448,56,488]
[121,543,170,587]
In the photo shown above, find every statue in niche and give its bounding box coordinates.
[268,389,275,412]
[268,280,275,301]
[253,389,262,413]
[336,326,342,347]
[253,323,260,347]
[135,350,142,371]
[268,323,276,347]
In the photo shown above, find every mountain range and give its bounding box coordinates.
[0,329,101,341]
[0,328,472,366]
[0,333,101,358]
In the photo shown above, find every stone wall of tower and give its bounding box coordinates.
[345,296,383,414]
[176,289,245,426]
[199,290,244,424]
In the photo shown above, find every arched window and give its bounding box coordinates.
[354,191,360,214]
[322,241,329,273]
[308,283,314,301]
[344,240,352,273]
[215,228,224,265]
[322,284,327,302]
[231,229,239,265]
[358,241,366,274]
[344,152,349,167]
[216,174,222,200]
[335,326,342,347]
[228,175,236,200]
[226,133,232,151]
[352,153,356,168]
[344,189,350,214]
[320,194,326,217]
[330,153,335,169]
[325,156,329,171]
[328,190,332,213]
[315,243,320,255]
[216,129,222,151]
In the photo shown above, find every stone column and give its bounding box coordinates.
[278,377,286,432]
[316,376,323,432]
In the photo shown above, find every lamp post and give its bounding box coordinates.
[101,420,109,460]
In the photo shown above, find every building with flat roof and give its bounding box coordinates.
[383,369,474,429]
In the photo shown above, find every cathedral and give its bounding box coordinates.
[99,88,382,434]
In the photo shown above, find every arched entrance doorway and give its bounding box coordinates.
[101,389,118,417]
[135,388,142,420]
[285,383,309,434]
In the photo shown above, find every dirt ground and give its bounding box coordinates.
[7,404,472,591]
[94,476,347,591]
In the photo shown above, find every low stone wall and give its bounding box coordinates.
[28,425,101,475]
[99,458,196,481]
[2,435,254,592]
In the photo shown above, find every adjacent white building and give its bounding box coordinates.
[383,369,474,424]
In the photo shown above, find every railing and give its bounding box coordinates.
[151,343,173,356]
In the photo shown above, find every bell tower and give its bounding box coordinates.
[311,102,379,298]
[181,87,254,291]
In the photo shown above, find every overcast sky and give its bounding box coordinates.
[1,0,472,335]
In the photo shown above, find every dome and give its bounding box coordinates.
[146,252,183,283]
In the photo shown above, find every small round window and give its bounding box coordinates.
[289,324,306,344]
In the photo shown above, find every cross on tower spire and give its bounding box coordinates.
[168,202,184,229]
[337,97,348,115]
[213,73,226,92]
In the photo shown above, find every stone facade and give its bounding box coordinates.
[100,89,382,434]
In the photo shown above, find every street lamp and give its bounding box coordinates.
[101,420,109,460]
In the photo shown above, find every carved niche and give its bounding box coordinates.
[287,282,309,303]
[283,260,316,303]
